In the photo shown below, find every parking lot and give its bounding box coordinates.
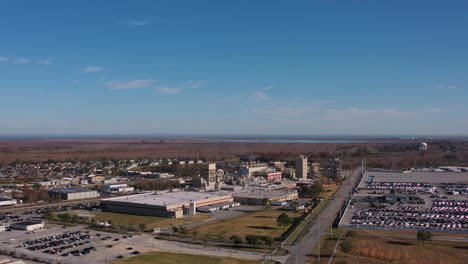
[0,226,151,264]
[340,170,468,232]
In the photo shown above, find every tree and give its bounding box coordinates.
[341,240,352,253]
[178,225,187,235]
[417,230,433,245]
[277,213,292,227]
[245,235,260,246]
[43,210,55,221]
[305,183,323,197]
[230,235,242,246]
[261,236,274,246]
[345,230,357,237]
[71,214,79,223]
[139,223,147,232]
[262,198,271,210]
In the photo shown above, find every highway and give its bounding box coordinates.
[284,167,362,264]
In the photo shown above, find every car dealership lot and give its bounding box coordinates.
[340,170,468,233]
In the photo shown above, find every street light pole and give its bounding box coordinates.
[330,198,333,237]
[318,218,321,263]
[295,241,298,264]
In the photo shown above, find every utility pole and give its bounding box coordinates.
[295,241,298,264]
[330,198,333,237]
[318,218,321,263]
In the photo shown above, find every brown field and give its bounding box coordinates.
[0,138,366,163]
[310,229,468,264]
[114,251,261,264]
[1,138,467,171]
[188,209,297,240]
[89,211,211,229]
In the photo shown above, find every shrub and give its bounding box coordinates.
[230,235,242,245]
[345,230,357,237]
[341,240,352,253]
[245,235,261,246]
[277,213,292,227]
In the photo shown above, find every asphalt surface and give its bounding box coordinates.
[284,168,362,264]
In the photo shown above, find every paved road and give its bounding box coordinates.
[284,168,362,264]
[130,233,266,261]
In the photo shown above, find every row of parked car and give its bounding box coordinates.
[22,202,100,215]
[351,207,468,231]
[62,246,96,257]
[19,231,91,251]
[367,182,436,194]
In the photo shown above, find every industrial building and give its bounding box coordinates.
[254,172,282,182]
[328,158,342,182]
[233,188,298,205]
[9,221,44,231]
[0,197,17,207]
[103,183,134,193]
[296,155,308,179]
[239,163,268,177]
[48,188,99,200]
[197,201,241,213]
[101,191,234,218]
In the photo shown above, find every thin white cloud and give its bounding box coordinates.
[123,19,150,27]
[106,79,155,90]
[252,86,273,101]
[83,66,104,73]
[259,86,273,91]
[38,58,56,65]
[184,80,202,89]
[435,84,463,90]
[156,86,182,94]
[13,57,31,64]
[253,91,269,101]
[0,57,8,62]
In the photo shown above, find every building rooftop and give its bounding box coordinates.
[233,188,297,200]
[103,191,231,207]
[48,187,95,193]
[0,197,15,202]
[359,170,468,188]
[11,221,43,226]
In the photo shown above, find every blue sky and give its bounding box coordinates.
[1,0,467,136]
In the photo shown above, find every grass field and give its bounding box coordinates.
[309,228,468,264]
[114,251,261,264]
[189,209,296,240]
[92,211,211,229]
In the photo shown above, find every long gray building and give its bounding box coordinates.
[48,188,99,200]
